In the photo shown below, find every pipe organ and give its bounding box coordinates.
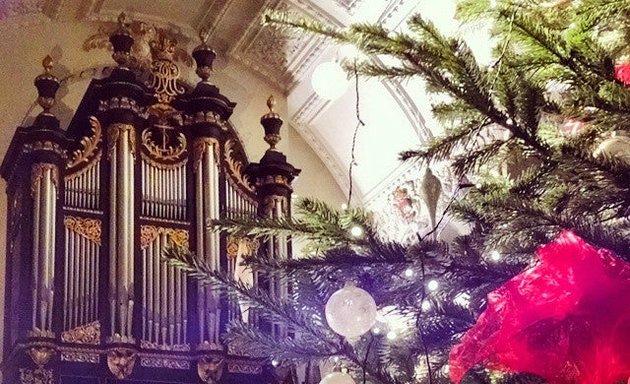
[0,14,300,384]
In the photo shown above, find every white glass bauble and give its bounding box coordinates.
[594,134,630,165]
[311,61,349,100]
[325,282,377,338]
[320,371,356,384]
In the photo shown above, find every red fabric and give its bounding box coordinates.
[449,231,630,384]
[615,64,630,86]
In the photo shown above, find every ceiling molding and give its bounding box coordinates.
[289,122,351,199]
[377,0,408,25]
[381,77,432,141]
[0,0,46,20]
[228,0,330,93]
[333,0,363,15]
[193,0,235,38]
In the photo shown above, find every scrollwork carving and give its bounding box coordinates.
[141,126,187,162]
[193,137,220,173]
[63,216,102,245]
[225,139,253,192]
[68,116,102,168]
[61,321,100,344]
[140,357,190,370]
[19,367,53,384]
[140,225,189,249]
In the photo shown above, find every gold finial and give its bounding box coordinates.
[199,27,209,45]
[42,55,53,74]
[117,11,128,27]
[267,95,276,113]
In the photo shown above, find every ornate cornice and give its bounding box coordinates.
[68,116,103,169]
[64,216,102,245]
[140,225,189,249]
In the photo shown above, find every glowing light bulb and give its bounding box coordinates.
[271,359,280,367]
[404,268,414,278]
[372,327,382,335]
[421,300,431,312]
[311,61,349,100]
[490,250,501,262]
[386,331,397,340]
[427,279,439,291]
[350,225,363,238]
[341,203,348,210]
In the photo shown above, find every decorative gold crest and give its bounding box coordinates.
[193,137,220,172]
[27,346,55,367]
[141,126,187,162]
[107,123,136,160]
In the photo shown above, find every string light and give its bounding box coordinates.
[271,359,280,367]
[404,268,414,278]
[427,279,439,291]
[372,326,382,335]
[421,300,431,312]
[350,225,363,238]
[490,250,501,262]
[386,331,397,340]
[341,203,348,210]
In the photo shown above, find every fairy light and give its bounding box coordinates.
[427,279,439,291]
[421,300,431,312]
[271,359,280,367]
[350,225,363,237]
[404,268,414,278]
[490,250,501,262]
[386,331,397,340]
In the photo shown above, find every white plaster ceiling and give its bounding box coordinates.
[0,0,465,204]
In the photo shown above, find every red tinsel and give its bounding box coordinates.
[449,231,630,384]
[615,63,630,86]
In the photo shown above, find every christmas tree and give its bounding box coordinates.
[165,1,630,383]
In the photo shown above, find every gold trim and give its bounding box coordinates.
[198,355,224,383]
[64,216,102,245]
[68,116,102,169]
[140,225,189,249]
[184,111,229,130]
[107,123,136,160]
[31,163,59,198]
[64,152,102,181]
[107,347,137,380]
[226,236,258,259]
[193,137,220,173]
[140,357,190,370]
[61,351,99,364]
[224,139,253,192]
[141,151,188,170]
[61,321,100,345]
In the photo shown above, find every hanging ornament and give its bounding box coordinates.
[320,371,356,384]
[419,167,442,238]
[312,61,349,100]
[593,132,630,165]
[615,63,630,86]
[560,118,584,135]
[325,282,377,338]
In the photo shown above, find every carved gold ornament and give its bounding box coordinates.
[61,351,99,364]
[19,367,53,384]
[68,116,102,169]
[27,346,55,367]
[83,18,193,73]
[31,163,59,198]
[193,137,220,172]
[107,123,136,160]
[140,226,189,249]
[61,321,100,344]
[64,216,102,245]
[141,126,187,162]
[184,111,229,130]
[226,236,259,259]
[107,347,137,380]
[198,355,225,384]
[225,139,253,192]
[140,357,190,370]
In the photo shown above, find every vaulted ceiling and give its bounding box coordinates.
[0,0,459,204]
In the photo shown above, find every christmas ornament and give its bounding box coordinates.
[560,118,584,135]
[615,63,630,86]
[325,282,377,338]
[320,371,356,384]
[419,167,442,238]
[449,231,630,384]
[593,132,630,165]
